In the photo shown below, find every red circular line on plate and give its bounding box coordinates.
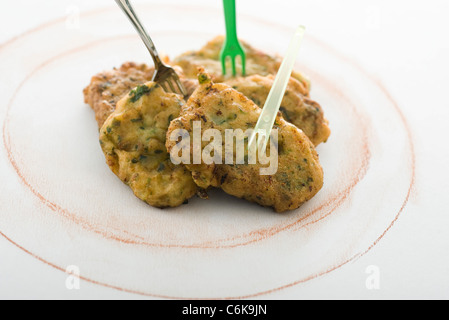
[0,6,416,299]
[198,69,372,247]
[0,6,115,51]
[0,230,176,300]
[2,34,369,249]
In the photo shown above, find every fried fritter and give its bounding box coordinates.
[84,62,154,128]
[166,71,323,213]
[84,41,330,147]
[83,62,197,128]
[99,82,198,208]
[173,36,311,94]
[225,75,331,146]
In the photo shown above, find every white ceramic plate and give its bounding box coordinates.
[0,4,414,298]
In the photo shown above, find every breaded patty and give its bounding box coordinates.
[84,39,330,147]
[84,62,154,128]
[173,36,311,94]
[225,75,331,146]
[85,63,330,146]
[99,82,198,208]
[166,71,323,213]
[83,62,197,128]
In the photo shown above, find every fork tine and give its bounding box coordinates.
[174,78,187,97]
[221,55,227,76]
[159,81,168,93]
[231,56,237,77]
[238,54,246,76]
[221,55,243,77]
[167,79,176,95]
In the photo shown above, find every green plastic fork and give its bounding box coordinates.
[220,0,246,76]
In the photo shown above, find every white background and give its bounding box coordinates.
[1,0,449,299]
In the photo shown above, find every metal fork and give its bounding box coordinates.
[114,0,187,96]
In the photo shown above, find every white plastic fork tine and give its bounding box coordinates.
[248,25,306,153]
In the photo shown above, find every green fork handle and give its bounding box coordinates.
[223,0,239,42]
[221,0,246,76]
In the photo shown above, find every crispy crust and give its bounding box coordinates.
[166,71,323,212]
[99,82,198,208]
[83,62,154,128]
[173,36,311,93]
[225,75,330,145]
[83,62,197,128]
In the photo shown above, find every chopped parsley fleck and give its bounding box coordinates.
[157,163,165,172]
[279,107,292,122]
[131,117,143,123]
[198,73,209,84]
[251,98,261,106]
[129,85,152,103]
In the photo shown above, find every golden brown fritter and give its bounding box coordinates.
[225,75,331,146]
[83,62,197,128]
[166,71,323,213]
[84,40,330,147]
[84,62,154,128]
[173,36,311,94]
[99,82,198,208]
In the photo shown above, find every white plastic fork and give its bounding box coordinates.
[248,25,306,154]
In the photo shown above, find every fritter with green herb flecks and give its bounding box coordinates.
[173,36,311,94]
[83,62,197,128]
[165,70,323,213]
[99,82,198,208]
[225,74,330,146]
